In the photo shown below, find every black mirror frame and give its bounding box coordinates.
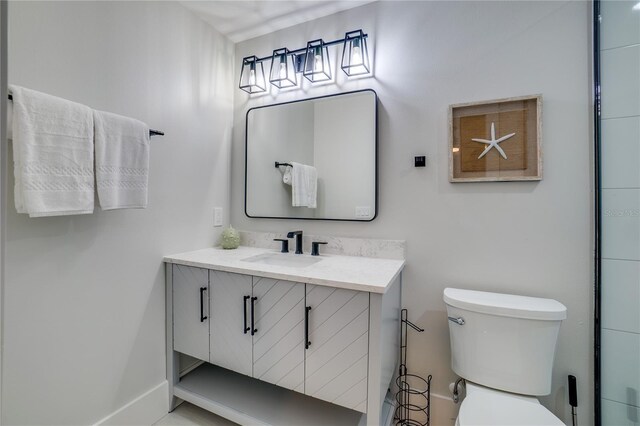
[244,88,378,222]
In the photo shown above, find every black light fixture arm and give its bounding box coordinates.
[7,94,165,137]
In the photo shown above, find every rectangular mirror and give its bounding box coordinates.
[245,90,377,221]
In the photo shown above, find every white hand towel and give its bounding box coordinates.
[94,110,150,210]
[10,85,94,217]
[290,162,317,208]
[281,165,292,186]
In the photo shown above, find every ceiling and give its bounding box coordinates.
[180,1,375,43]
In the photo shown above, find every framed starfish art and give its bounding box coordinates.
[449,95,542,182]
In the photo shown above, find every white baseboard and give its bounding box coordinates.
[94,381,169,426]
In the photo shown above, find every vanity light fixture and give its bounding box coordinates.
[341,30,370,76]
[238,29,371,93]
[303,39,332,82]
[269,48,297,88]
[239,55,266,94]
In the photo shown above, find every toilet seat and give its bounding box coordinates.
[456,383,565,426]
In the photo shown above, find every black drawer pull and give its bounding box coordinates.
[200,287,207,322]
[251,296,258,335]
[243,295,250,334]
[305,306,312,349]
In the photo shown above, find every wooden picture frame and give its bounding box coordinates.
[448,94,542,182]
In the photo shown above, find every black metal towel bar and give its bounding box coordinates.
[7,94,164,137]
[275,161,293,168]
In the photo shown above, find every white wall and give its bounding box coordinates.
[0,2,7,422]
[231,2,593,425]
[4,1,234,424]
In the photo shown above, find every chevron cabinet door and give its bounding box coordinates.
[305,285,370,413]
[252,277,306,392]
[173,265,210,362]
[209,270,253,377]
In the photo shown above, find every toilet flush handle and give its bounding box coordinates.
[448,316,465,325]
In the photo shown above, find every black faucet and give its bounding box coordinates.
[287,230,304,254]
[311,241,328,256]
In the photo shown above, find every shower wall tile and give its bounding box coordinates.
[601,45,640,119]
[601,329,640,407]
[601,4,640,424]
[602,189,640,260]
[601,0,640,50]
[602,259,640,334]
[601,117,640,188]
[602,398,640,426]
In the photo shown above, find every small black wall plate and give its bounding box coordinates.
[414,156,426,167]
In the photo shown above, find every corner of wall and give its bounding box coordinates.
[93,381,169,426]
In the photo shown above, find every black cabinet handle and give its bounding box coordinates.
[200,287,207,322]
[305,306,312,349]
[243,295,250,334]
[251,296,258,335]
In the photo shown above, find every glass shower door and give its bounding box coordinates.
[598,1,640,424]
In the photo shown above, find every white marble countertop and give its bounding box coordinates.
[164,246,405,294]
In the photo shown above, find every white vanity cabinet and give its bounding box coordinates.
[252,276,306,392]
[208,270,252,376]
[165,247,404,426]
[172,265,209,362]
[305,285,369,412]
[208,271,306,392]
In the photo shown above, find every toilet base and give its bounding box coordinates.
[455,382,565,426]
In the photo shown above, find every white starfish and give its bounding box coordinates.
[471,122,515,160]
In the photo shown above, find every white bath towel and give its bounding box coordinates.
[94,110,150,210]
[290,162,317,208]
[10,85,94,217]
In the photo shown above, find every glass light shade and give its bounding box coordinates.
[239,56,266,94]
[303,39,331,83]
[269,48,297,89]
[341,30,370,76]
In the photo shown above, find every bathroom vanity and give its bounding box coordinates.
[164,245,404,426]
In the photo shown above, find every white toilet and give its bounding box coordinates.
[443,287,568,426]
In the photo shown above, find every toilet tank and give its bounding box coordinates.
[444,288,566,396]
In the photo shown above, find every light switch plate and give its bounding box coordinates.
[214,207,223,227]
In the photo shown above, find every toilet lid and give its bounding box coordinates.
[458,389,565,426]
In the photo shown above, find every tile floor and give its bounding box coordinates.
[154,402,238,426]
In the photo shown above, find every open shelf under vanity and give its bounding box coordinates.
[174,363,384,426]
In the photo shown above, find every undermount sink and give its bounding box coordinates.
[241,252,322,268]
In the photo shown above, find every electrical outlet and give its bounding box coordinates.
[355,206,371,218]
[214,207,223,227]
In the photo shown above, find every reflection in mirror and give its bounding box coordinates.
[245,90,377,221]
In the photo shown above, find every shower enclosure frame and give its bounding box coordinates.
[593,0,602,423]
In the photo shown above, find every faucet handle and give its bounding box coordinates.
[311,241,328,256]
[273,238,289,253]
